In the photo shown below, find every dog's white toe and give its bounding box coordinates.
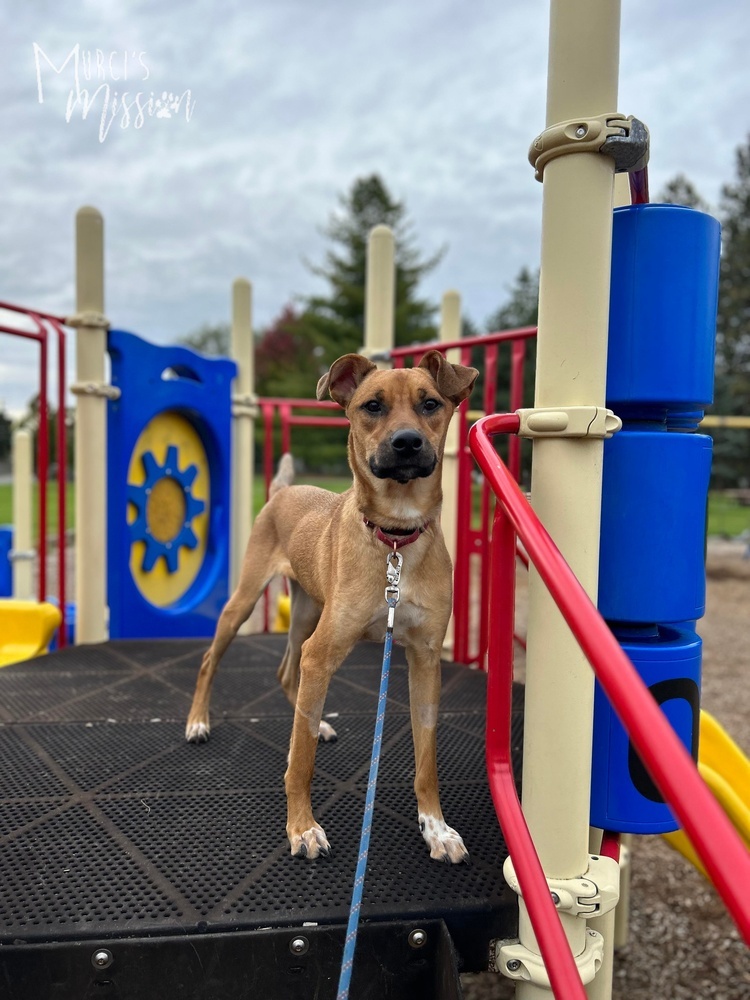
[185,721,210,743]
[289,824,331,860]
[318,720,338,742]
[419,813,469,864]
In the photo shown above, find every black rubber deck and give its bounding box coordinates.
[0,636,522,985]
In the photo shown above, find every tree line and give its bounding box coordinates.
[180,138,750,487]
[2,136,748,489]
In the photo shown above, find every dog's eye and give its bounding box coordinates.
[423,398,442,413]
[362,400,382,414]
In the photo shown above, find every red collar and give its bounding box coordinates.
[364,518,429,549]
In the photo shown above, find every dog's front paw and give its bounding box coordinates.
[288,823,331,860]
[419,814,469,864]
[185,719,210,743]
[318,720,338,742]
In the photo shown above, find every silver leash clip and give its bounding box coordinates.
[385,548,402,609]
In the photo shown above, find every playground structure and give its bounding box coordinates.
[1,2,750,998]
[1,225,749,998]
[0,220,533,669]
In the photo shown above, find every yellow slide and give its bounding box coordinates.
[663,711,750,877]
[273,594,291,633]
[0,599,62,668]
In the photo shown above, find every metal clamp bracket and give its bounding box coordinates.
[70,381,121,401]
[503,854,620,918]
[232,392,260,418]
[529,114,649,181]
[66,310,110,329]
[516,406,621,440]
[359,346,392,363]
[8,549,35,563]
[497,929,604,987]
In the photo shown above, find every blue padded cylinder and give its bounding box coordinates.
[607,204,720,419]
[598,429,712,624]
[590,625,701,833]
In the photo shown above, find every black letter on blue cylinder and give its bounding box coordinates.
[628,679,700,804]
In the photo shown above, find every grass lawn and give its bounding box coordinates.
[1,480,748,541]
[706,491,750,538]
[0,483,76,538]
[253,474,350,514]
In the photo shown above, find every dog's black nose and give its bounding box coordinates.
[391,429,424,454]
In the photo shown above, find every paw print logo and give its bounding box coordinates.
[150,90,195,123]
[155,91,173,118]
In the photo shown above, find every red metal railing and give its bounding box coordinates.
[259,397,350,498]
[470,412,750,997]
[390,327,536,666]
[0,303,68,645]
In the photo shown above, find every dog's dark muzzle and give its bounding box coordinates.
[369,429,437,483]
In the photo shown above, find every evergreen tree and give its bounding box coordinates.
[300,175,442,363]
[485,266,540,333]
[177,323,230,357]
[657,174,710,211]
[461,315,480,339]
[0,407,11,462]
[474,267,540,485]
[484,266,539,414]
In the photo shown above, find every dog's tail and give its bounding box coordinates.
[269,453,295,497]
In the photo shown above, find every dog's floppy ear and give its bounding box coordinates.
[418,350,479,405]
[316,353,377,406]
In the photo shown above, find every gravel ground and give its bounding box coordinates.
[462,541,750,999]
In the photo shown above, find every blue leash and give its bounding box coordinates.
[336,548,402,1000]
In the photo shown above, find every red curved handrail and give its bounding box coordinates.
[469,412,750,998]
[473,413,588,999]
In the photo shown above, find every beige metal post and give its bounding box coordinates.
[516,1,621,997]
[586,832,617,1000]
[363,225,395,368]
[11,429,34,600]
[231,278,256,637]
[613,837,631,949]
[439,291,462,658]
[71,206,110,643]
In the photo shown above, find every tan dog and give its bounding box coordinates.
[186,350,478,863]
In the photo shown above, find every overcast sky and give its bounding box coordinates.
[1,0,748,415]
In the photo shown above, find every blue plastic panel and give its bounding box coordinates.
[607,204,720,417]
[590,626,701,833]
[0,526,12,597]
[107,330,236,639]
[598,430,712,624]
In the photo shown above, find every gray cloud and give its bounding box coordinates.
[0,0,747,414]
